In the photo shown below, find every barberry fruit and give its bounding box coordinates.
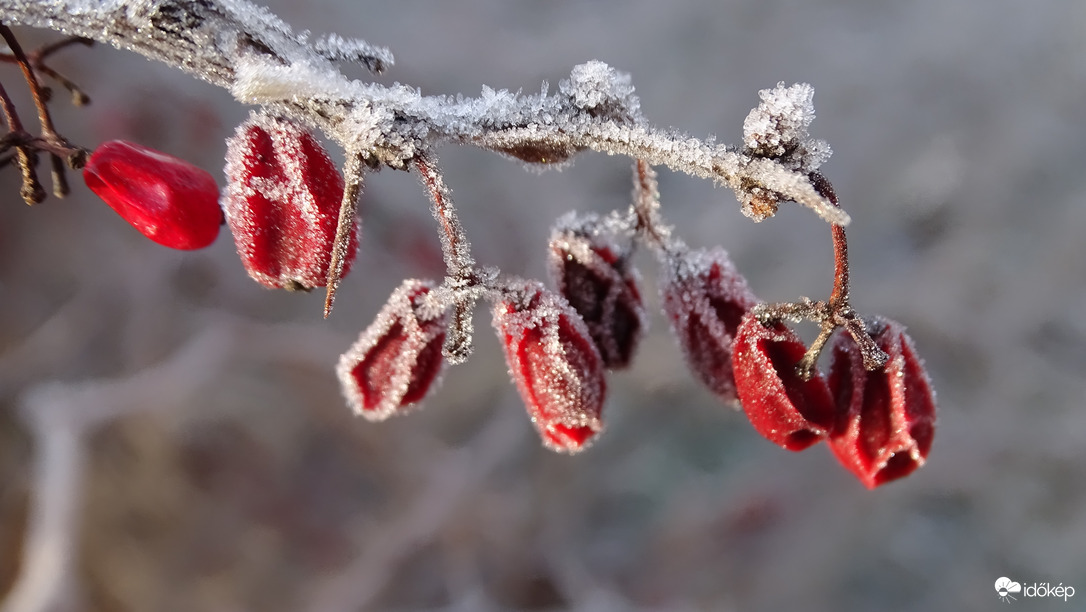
[827,317,936,488]
[493,282,606,453]
[337,280,447,420]
[83,140,222,250]
[732,313,836,451]
[547,213,646,369]
[661,248,759,403]
[222,113,359,290]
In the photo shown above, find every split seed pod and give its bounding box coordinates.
[494,281,606,453]
[223,112,359,290]
[732,313,836,451]
[661,248,759,403]
[338,280,447,420]
[827,317,936,488]
[547,213,646,369]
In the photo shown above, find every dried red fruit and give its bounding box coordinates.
[827,318,936,488]
[661,248,759,403]
[337,280,447,420]
[493,282,606,453]
[83,140,221,250]
[732,313,836,451]
[547,215,646,369]
[223,113,359,290]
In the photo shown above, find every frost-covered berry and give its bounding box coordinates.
[661,248,759,403]
[493,282,606,453]
[547,213,646,369]
[83,140,221,250]
[223,112,359,290]
[732,313,836,451]
[827,317,936,488]
[338,279,447,420]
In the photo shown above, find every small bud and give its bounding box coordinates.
[732,313,836,451]
[337,280,447,420]
[493,282,606,453]
[83,140,221,250]
[547,214,646,369]
[661,248,758,403]
[223,113,359,290]
[827,318,936,488]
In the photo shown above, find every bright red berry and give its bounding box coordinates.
[732,313,836,451]
[547,214,646,369]
[337,280,447,420]
[827,318,936,488]
[493,282,606,453]
[83,140,221,250]
[222,113,359,290]
[661,248,759,403]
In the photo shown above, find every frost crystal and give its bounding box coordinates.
[493,281,606,453]
[338,280,448,421]
[559,60,640,120]
[742,82,831,173]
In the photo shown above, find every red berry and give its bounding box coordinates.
[661,248,759,403]
[547,214,646,369]
[222,113,359,290]
[827,318,936,488]
[83,140,221,250]
[732,313,836,451]
[493,282,606,453]
[337,280,447,420]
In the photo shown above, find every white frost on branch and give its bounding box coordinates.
[743,81,832,172]
[0,0,848,225]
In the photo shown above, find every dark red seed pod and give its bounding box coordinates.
[661,248,759,403]
[83,140,222,250]
[493,281,606,453]
[223,113,359,290]
[827,318,936,488]
[337,280,447,420]
[547,214,646,369]
[732,313,836,451]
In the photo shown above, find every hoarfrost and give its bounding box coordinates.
[743,81,832,173]
[0,0,846,224]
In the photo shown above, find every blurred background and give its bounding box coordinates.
[1,0,1085,610]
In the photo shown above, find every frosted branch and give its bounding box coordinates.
[0,0,847,225]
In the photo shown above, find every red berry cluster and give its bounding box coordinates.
[82,111,360,291]
[79,112,935,488]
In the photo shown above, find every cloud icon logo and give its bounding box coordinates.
[995,577,1022,602]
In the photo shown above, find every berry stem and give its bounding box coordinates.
[415,154,480,363]
[631,159,681,256]
[756,172,888,379]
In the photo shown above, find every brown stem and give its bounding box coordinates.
[416,156,473,276]
[0,25,57,138]
[757,171,888,378]
[415,155,480,363]
[323,150,366,318]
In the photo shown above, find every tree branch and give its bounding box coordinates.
[0,0,848,225]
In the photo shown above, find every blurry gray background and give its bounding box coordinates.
[1,1,1084,610]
